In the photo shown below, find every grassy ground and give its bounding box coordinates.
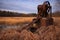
[0,17,60,25]
[0,17,60,40]
[0,17,35,25]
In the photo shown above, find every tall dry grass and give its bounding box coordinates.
[0,17,60,40]
[0,17,35,25]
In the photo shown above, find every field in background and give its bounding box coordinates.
[0,17,60,25]
[0,17,35,25]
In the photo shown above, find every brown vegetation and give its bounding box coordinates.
[0,17,60,40]
[0,17,34,25]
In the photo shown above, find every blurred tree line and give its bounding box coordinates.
[0,10,37,17]
[52,11,60,17]
[0,10,60,17]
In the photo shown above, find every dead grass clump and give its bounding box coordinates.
[20,30,40,40]
[0,29,20,40]
[0,25,60,40]
[0,29,40,40]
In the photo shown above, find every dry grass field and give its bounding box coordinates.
[0,17,60,25]
[0,17,60,40]
[0,17,35,25]
[54,17,60,25]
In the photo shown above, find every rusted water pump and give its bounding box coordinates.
[36,1,53,27]
[22,1,54,33]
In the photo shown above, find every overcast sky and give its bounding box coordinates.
[0,0,60,13]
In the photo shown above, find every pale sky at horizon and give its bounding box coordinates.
[0,0,60,13]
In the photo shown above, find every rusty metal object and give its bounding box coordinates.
[22,1,54,33]
[37,1,52,18]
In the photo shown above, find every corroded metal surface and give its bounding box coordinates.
[22,1,54,33]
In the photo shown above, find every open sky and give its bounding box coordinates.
[0,0,60,13]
